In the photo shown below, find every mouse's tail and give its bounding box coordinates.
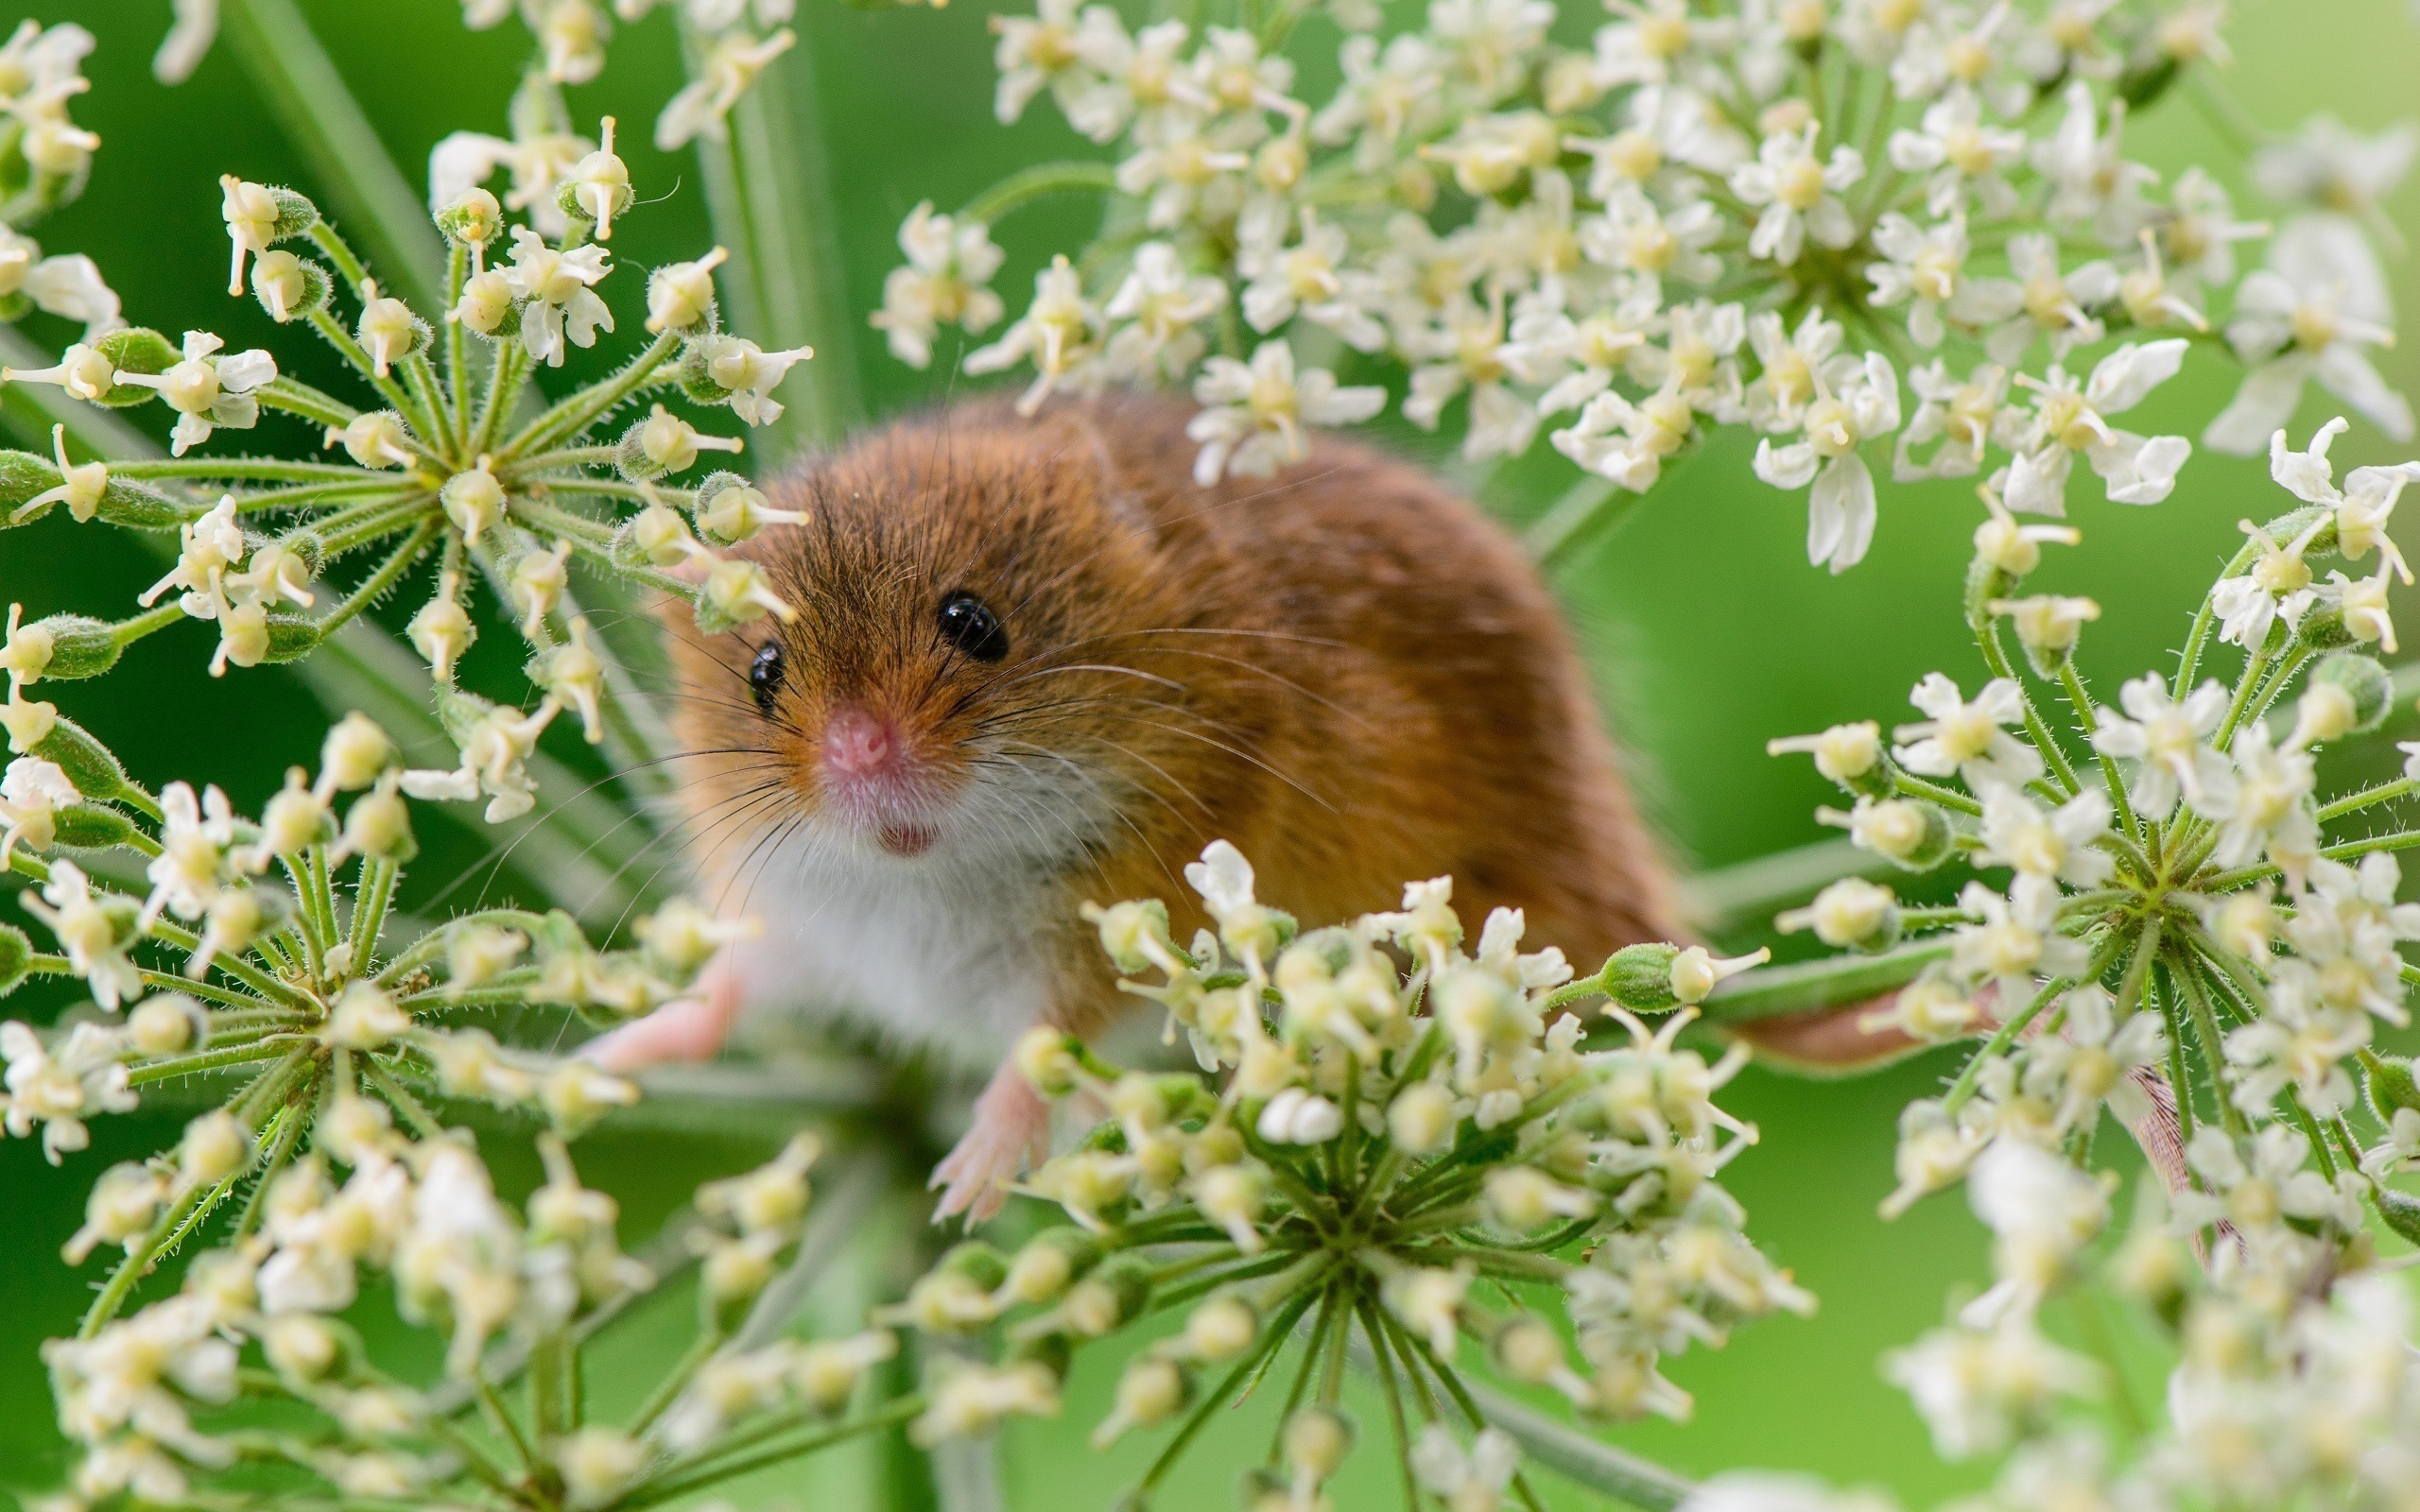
[1720,994,1937,1075]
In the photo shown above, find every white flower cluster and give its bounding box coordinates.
[38,1123,855,1512]
[1752,417,2420,1505]
[963,839,1807,1503]
[0,710,738,1186]
[0,20,118,338]
[881,0,2416,571]
[1,107,815,828]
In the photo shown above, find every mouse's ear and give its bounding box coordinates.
[1027,401,1159,544]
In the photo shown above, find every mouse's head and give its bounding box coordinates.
[667,403,1192,875]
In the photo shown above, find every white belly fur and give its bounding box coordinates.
[717,842,1063,1074]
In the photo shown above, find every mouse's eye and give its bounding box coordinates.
[936,591,1010,662]
[749,639,786,713]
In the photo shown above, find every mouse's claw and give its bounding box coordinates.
[930,1061,1052,1226]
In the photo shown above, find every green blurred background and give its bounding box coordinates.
[0,0,2417,1505]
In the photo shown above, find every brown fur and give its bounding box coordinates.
[666,392,1685,1040]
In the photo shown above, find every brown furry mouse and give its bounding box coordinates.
[590,392,1688,1219]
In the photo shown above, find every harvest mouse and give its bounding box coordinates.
[591,392,1696,1220]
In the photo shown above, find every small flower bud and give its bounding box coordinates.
[542,1061,639,1137]
[561,116,633,240]
[695,557,797,633]
[2307,652,2393,736]
[436,187,504,262]
[620,404,744,479]
[507,538,573,639]
[440,461,506,544]
[408,580,475,680]
[325,981,410,1050]
[1822,797,1954,870]
[446,924,527,993]
[1990,593,2100,675]
[793,1331,898,1414]
[1971,489,2079,578]
[702,1234,779,1315]
[451,268,516,334]
[1491,1316,1567,1384]
[646,247,727,334]
[998,1230,1094,1306]
[128,993,206,1056]
[1255,1086,1343,1144]
[251,249,328,323]
[1765,719,1887,793]
[62,1162,166,1264]
[1193,1161,1266,1253]
[265,1314,340,1381]
[625,499,698,567]
[1184,1296,1259,1361]
[326,410,414,469]
[355,282,426,377]
[1282,1406,1356,1483]
[694,475,807,546]
[555,1426,647,1510]
[179,1109,252,1188]
[1776,877,1900,952]
[1387,1080,1458,1155]
[320,713,396,793]
[1091,1357,1189,1448]
[1014,1025,1083,1096]
[1061,1255,1152,1338]
[1484,1165,1595,1231]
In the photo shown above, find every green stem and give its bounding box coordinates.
[623,1398,924,1508]
[957,160,1119,225]
[1693,940,1953,1025]
[320,521,438,636]
[128,1037,313,1086]
[2058,660,2138,837]
[2175,537,2264,695]
[627,1327,727,1436]
[349,853,397,967]
[498,330,684,461]
[306,310,425,429]
[2168,952,2249,1136]
[256,373,361,431]
[2320,777,2418,825]
[1977,620,2082,798]
[1941,977,2077,1117]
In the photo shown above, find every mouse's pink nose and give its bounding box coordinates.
[821,706,902,778]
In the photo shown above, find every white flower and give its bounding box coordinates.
[1865,214,2020,349]
[109,331,276,456]
[1410,1425,1520,1512]
[0,755,76,861]
[2252,116,2417,230]
[1894,359,2009,481]
[871,202,1005,369]
[1958,1139,2109,1327]
[1063,14,1194,142]
[20,860,143,1011]
[964,255,1103,416]
[2088,672,2230,816]
[654,28,795,150]
[1552,382,1696,492]
[1100,241,1227,384]
[2206,215,2411,453]
[1996,340,2190,515]
[400,699,559,824]
[1742,309,1841,431]
[1752,351,1900,573]
[2189,722,2317,877]
[1974,784,2112,889]
[2031,79,2154,243]
[2,1018,136,1161]
[2171,1125,2359,1237]
[1887,90,2026,216]
[2224,983,2366,1120]
[144,780,238,926]
[429,120,593,242]
[502,227,614,368]
[691,335,814,428]
[1884,1317,2098,1459]
[2209,512,2327,649]
[2266,416,2420,584]
[1185,341,1384,485]
[1949,878,2086,995]
[1990,232,2117,365]
[1729,122,1863,266]
[990,0,1093,125]
[1116,106,1253,227]
[1893,672,2042,788]
[1402,298,1537,461]
[2018,985,2165,1135]
[1236,208,1384,351]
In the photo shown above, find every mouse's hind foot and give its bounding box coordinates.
[929,1061,1052,1225]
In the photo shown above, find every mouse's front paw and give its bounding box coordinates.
[929,1067,1052,1225]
